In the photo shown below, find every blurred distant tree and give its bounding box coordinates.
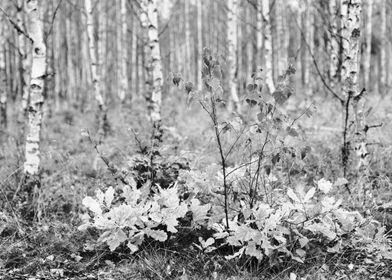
[303,0,314,96]
[363,0,373,90]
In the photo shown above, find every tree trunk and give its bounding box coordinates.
[184,0,191,82]
[341,0,362,98]
[247,3,254,79]
[17,0,30,125]
[262,0,275,93]
[275,0,288,76]
[237,2,243,95]
[131,16,138,98]
[118,0,128,103]
[197,0,203,90]
[379,0,386,94]
[98,0,107,105]
[329,0,340,88]
[255,1,262,68]
[227,0,239,110]
[0,23,7,130]
[23,0,46,183]
[85,0,108,142]
[304,1,314,96]
[65,11,75,102]
[363,0,372,90]
[140,0,163,142]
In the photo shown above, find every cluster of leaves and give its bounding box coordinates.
[127,153,189,189]
[78,182,210,253]
[79,175,391,266]
[206,178,391,263]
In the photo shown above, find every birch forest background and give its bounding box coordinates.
[1,0,392,279]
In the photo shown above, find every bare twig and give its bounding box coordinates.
[0,6,33,43]
[45,0,64,42]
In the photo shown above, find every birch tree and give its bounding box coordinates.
[329,0,340,87]
[247,4,254,79]
[340,0,363,175]
[140,0,163,141]
[85,0,108,142]
[197,0,203,90]
[255,1,262,68]
[341,0,361,99]
[379,0,386,94]
[303,0,314,95]
[262,0,275,93]
[118,0,128,102]
[184,0,191,82]
[0,22,7,130]
[23,0,46,180]
[227,0,239,110]
[98,0,106,104]
[17,0,30,123]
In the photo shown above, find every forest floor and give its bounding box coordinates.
[1,93,392,279]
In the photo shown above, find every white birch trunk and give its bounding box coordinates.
[329,0,340,86]
[341,0,362,98]
[227,0,239,109]
[131,17,138,97]
[304,1,314,95]
[197,0,203,90]
[0,23,7,130]
[17,0,30,115]
[379,0,386,94]
[184,0,191,82]
[247,4,254,79]
[262,0,275,93]
[140,0,163,140]
[65,14,75,101]
[119,0,128,102]
[255,1,262,67]
[24,0,46,176]
[98,0,106,103]
[85,0,107,141]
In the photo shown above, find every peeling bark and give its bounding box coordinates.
[262,0,275,93]
[118,0,128,103]
[85,0,108,142]
[0,23,7,130]
[197,0,203,90]
[341,0,362,99]
[140,0,163,142]
[227,0,239,110]
[23,0,46,179]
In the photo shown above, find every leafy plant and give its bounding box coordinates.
[78,182,211,253]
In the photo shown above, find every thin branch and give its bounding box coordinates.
[45,0,64,42]
[0,6,33,43]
